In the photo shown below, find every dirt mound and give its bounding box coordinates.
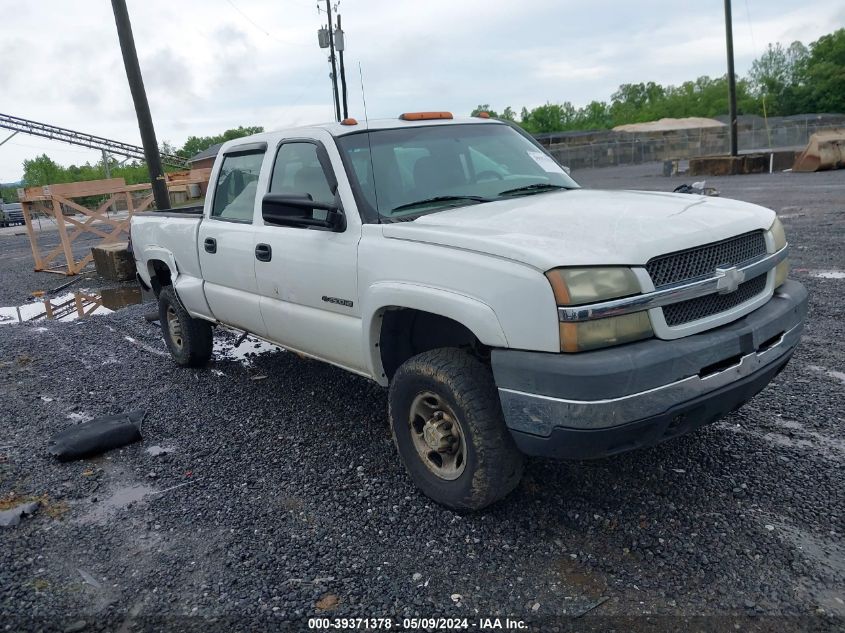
[613,117,725,133]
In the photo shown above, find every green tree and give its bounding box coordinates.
[798,28,845,113]
[500,106,516,121]
[470,104,495,117]
[23,154,68,187]
[748,41,809,115]
[177,125,264,159]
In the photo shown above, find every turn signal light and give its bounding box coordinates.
[399,112,453,121]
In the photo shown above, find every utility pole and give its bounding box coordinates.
[0,131,18,147]
[317,0,346,121]
[111,0,170,210]
[336,15,348,120]
[724,0,738,157]
[326,1,341,122]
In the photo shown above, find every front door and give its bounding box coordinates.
[254,140,363,371]
[198,146,268,336]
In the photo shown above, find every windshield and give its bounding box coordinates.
[335,123,579,222]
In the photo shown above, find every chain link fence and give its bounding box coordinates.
[537,114,845,170]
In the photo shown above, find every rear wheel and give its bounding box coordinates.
[158,286,213,367]
[388,348,524,511]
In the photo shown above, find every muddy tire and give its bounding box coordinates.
[158,286,213,367]
[388,348,524,511]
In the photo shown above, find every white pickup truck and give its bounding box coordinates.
[131,113,807,510]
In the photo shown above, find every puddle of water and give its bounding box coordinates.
[0,290,110,325]
[99,286,143,310]
[0,286,144,326]
[809,270,845,279]
[77,484,155,525]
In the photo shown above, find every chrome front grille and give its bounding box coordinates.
[646,231,767,287]
[647,231,770,327]
[662,275,767,326]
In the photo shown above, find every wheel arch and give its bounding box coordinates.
[141,247,179,297]
[363,282,509,386]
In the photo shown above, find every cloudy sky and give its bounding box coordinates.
[1,0,842,182]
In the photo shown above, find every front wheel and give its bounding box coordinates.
[388,348,524,511]
[158,286,213,367]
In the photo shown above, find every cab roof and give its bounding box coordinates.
[214,116,506,157]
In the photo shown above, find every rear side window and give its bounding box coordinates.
[211,151,265,221]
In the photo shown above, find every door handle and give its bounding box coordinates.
[255,243,272,262]
[204,237,217,254]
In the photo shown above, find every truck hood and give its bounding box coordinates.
[381,189,776,270]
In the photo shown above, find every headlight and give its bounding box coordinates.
[769,217,789,288]
[769,217,787,251]
[559,312,653,352]
[545,267,652,352]
[545,267,640,305]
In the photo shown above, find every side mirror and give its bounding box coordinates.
[261,193,345,232]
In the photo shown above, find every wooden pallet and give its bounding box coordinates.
[18,173,209,276]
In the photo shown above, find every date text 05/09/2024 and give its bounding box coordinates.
[308,617,528,630]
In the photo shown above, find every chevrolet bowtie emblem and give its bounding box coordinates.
[715,266,745,294]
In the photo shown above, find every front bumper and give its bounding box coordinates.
[492,280,808,459]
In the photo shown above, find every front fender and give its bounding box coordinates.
[362,282,509,385]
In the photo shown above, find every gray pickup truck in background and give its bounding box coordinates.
[0,201,25,227]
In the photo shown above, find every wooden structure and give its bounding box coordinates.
[18,171,209,276]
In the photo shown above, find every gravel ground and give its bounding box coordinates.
[0,164,843,632]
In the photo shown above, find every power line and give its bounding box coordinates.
[224,0,291,44]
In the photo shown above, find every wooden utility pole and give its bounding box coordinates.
[111,0,170,210]
[724,0,738,157]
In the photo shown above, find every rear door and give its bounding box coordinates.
[198,142,269,336]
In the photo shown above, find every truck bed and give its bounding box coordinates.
[131,212,204,299]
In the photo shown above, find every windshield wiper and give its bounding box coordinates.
[391,195,493,213]
[497,183,569,197]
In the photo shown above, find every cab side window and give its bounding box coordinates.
[269,143,335,213]
[211,150,265,222]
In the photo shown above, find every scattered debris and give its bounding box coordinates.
[793,129,845,172]
[145,445,175,457]
[62,619,87,633]
[673,181,720,196]
[315,594,340,610]
[0,500,40,527]
[575,596,610,617]
[77,568,101,589]
[48,411,145,462]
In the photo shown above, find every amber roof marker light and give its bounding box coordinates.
[340,118,358,126]
[399,112,454,121]
[475,112,491,119]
